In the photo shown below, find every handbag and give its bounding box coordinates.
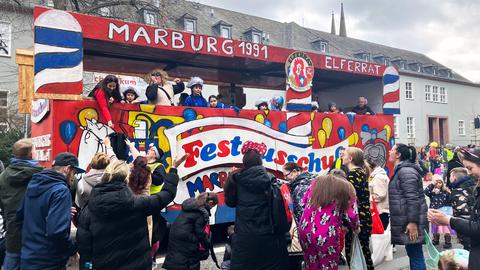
[371,224,393,266]
[350,234,368,270]
[371,195,385,234]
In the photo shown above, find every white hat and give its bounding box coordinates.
[186,77,204,88]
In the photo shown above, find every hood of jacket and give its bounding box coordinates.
[2,161,43,188]
[26,169,68,198]
[236,165,271,192]
[451,175,475,189]
[83,169,104,188]
[289,172,314,191]
[371,166,388,178]
[181,197,210,218]
[88,181,134,218]
[394,161,423,177]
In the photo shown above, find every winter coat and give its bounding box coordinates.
[0,159,43,253]
[389,161,428,245]
[450,185,480,270]
[146,81,185,106]
[163,198,211,270]
[288,172,315,225]
[368,166,390,214]
[75,169,104,209]
[424,184,451,209]
[19,169,77,270]
[351,105,375,115]
[183,95,208,107]
[76,169,179,270]
[224,165,289,270]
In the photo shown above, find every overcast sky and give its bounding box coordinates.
[199,0,480,82]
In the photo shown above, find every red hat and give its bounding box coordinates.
[241,141,267,156]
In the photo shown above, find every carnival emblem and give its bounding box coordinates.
[286,51,314,92]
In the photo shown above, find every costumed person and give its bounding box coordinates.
[183,77,208,107]
[428,147,480,270]
[208,95,240,111]
[88,75,122,128]
[449,167,475,250]
[342,147,374,270]
[269,95,284,111]
[311,101,319,112]
[424,175,453,248]
[163,192,219,270]
[122,87,140,104]
[327,101,343,114]
[389,143,428,270]
[366,157,390,230]
[224,141,289,270]
[298,174,360,270]
[255,97,269,110]
[77,157,184,270]
[145,69,184,106]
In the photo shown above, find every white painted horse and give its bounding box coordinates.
[77,119,113,170]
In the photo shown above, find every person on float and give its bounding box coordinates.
[88,75,122,128]
[145,69,184,106]
[428,147,480,270]
[351,96,375,115]
[388,143,428,270]
[269,95,284,111]
[183,77,208,107]
[122,87,140,104]
[208,95,240,112]
[255,97,269,111]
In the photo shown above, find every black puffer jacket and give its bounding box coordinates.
[389,161,428,245]
[76,169,179,270]
[288,172,315,225]
[162,198,210,270]
[225,165,289,270]
[450,185,480,270]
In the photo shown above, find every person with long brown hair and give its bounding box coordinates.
[342,147,374,269]
[298,174,359,270]
[163,192,218,270]
[88,75,122,128]
[128,156,151,197]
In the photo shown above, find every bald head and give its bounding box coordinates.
[358,96,368,107]
[13,139,34,160]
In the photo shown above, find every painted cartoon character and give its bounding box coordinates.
[293,58,306,87]
[78,118,113,170]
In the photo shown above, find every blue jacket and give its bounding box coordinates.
[183,95,208,107]
[19,169,76,270]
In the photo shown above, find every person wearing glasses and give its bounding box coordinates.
[145,69,185,106]
[428,147,480,270]
[88,75,123,128]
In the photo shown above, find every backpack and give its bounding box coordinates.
[269,177,293,234]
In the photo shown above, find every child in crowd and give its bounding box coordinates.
[255,97,269,110]
[298,174,359,270]
[424,175,453,248]
[449,167,475,250]
[122,87,140,104]
[88,75,122,128]
[163,192,218,270]
[183,77,208,107]
[208,95,240,111]
[438,249,469,270]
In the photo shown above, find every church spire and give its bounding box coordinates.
[339,3,347,37]
[330,12,336,35]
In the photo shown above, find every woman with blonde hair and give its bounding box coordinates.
[298,174,359,269]
[77,156,185,270]
[343,147,374,269]
[75,152,110,209]
[145,69,185,106]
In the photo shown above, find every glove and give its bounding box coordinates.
[232,106,240,113]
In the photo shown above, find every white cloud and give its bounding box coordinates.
[198,0,480,82]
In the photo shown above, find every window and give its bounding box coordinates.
[432,86,439,102]
[252,32,261,44]
[407,117,415,138]
[405,82,413,100]
[184,19,196,32]
[440,87,447,103]
[99,7,111,17]
[394,115,400,139]
[144,10,157,25]
[220,26,231,39]
[0,21,12,57]
[320,42,327,53]
[425,85,431,101]
[459,120,466,136]
[363,54,370,62]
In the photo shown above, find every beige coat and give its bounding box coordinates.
[156,82,175,106]
[369,166,390,214]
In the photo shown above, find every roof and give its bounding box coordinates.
[161,0,471,83]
